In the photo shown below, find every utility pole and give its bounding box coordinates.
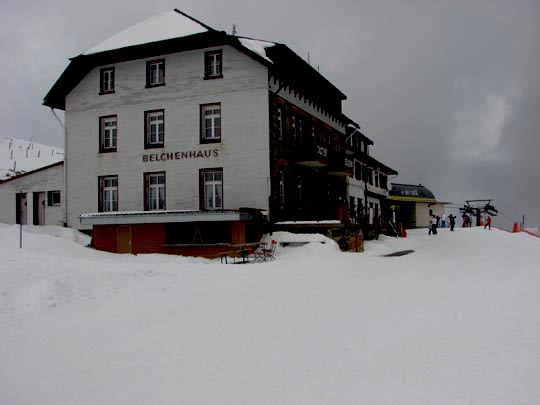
[19,191,23,249]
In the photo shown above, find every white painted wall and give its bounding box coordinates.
[0,164,64,226]
[416,203,445,227]
[65,45,270,229]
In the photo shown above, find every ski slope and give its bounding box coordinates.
[1,224,539,404]
[0,137,63,181]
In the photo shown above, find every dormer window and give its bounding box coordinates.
[204,50,223,79]
[146,59,165,87]
[99,67,115,94]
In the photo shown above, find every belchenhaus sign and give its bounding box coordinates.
[143,149,220,162]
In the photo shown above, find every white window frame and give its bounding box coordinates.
[102,176,118,212]
[147,60,165,86]
[47,190,61,207]
[146,110,164,146]
[201,104,221,142]
[205,50,222,77]
[147,173,165,211]
[202,169,223,210]
[279,170,285,208]
[101,116,117,150]
[277,108,283,140]
[101,68,114,93]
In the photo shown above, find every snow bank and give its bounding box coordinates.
[1,226,540,405]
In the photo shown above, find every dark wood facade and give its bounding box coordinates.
[268,94,349,223]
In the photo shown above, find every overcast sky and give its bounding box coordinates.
[2,0,539,227]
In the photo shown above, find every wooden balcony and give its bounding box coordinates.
[292,142,329,167]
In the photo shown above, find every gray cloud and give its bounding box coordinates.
[2,0,539,226]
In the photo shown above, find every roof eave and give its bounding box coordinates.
[43,31,228,111]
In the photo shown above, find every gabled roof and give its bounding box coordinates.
[84,9,213,55]
[0,161,63,185]
[43,10,346,112]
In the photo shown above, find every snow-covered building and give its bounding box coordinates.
[388,183,447,228]
[43,9,397,255]
[0,138,64,226]
[0,161,64,226]
[343,118,397,227]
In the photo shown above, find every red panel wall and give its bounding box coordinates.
[93,225,117,253]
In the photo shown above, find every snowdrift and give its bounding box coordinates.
[1,225,539,405]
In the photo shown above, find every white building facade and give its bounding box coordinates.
[0,162,64,226]
[63,43,271,230]
[43,9,398,254]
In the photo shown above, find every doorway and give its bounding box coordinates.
[16,193,27,225]
[33,192,46,225]
[117,225,132,253]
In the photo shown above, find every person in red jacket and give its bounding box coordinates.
[484,215,492,230]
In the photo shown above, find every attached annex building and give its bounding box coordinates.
[389,183,447,228]
[43,9,397,256]
[0,162,64,226]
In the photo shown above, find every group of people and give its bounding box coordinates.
[430,213,492,235]
[428,213,456,235]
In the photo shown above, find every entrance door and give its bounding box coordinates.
[117,225,132,253]
[16,193,27,225]
[33,192,46,225]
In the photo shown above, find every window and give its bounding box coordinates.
[146,59,165,87]
[145,110,164,148]
[201,169,223,210]
[279,170,285,208]
[296,175,302,205]
[99,115,117,153]
[380,174,387,189]
[200,104,221,143]
[374,171,379,188]
[47,190,61,206]
[291,116,297,141]
[144,172,166,210]
[100,67,115,94]
[98,176,118,212]
[354,161,362,181]
[204,50,223,79]
[277,108,283,140]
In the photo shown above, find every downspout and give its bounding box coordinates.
[50,108,68,227]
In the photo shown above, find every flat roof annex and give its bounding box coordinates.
[80,210,257,225]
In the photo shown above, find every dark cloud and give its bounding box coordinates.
[2,0,539,226]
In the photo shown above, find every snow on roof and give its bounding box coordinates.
[237,37,276,63]
[0,138,64,181]
[83,10,211,55]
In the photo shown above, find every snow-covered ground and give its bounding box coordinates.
[0,137,63,181]
[1,224,539,405]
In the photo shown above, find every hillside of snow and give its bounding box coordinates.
[0,137,63,181]
[1,224,539,404]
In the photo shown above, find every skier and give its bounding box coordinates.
[448,214,456,231]
[484,215,492,230]
[431,215,438,235]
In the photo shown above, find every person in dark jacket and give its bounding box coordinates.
[448,214,456,231]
